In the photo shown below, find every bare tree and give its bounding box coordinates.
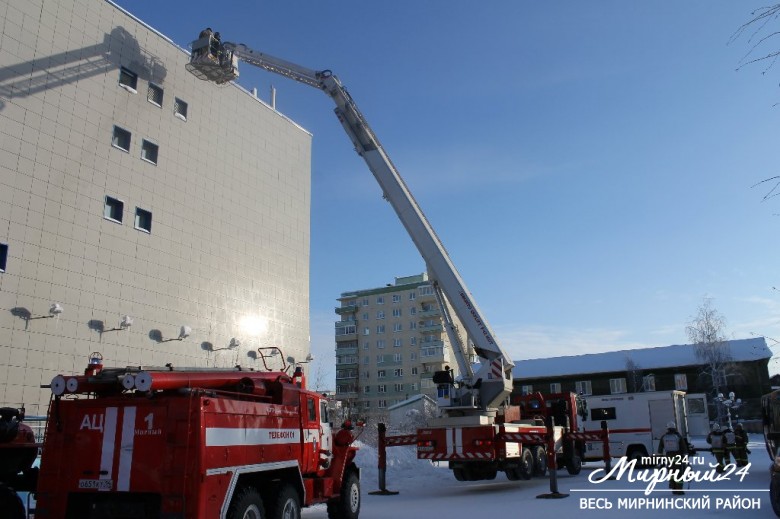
[730,4,780,76]
[730,6,780,203]
[685,297,733,424]
[625,357,643,393]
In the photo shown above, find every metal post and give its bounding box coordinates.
[369,423,399,495]
[601,421,611,472]
[536,415,568,499]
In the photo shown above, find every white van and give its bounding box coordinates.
[581,390,689,461]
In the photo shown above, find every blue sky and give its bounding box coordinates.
[113,1,780,382]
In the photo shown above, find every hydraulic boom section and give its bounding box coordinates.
[186,34,515,415]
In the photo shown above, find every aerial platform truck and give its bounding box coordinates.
[185,33,607,485]
[31,353,362,519]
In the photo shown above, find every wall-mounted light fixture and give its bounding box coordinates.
[30,302,64,320]
[161,325,192,342]
[105,315,133,332]
[209,337,240,352]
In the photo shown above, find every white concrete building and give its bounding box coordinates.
[0,0,312,413]
[334,273,469,419]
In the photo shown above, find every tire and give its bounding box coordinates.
[227,487,265,519]
[626,446,647,466]
[532,446,547,477]
[518,448,533,480]
[505,467,521,481]
[271,485,301,519]
[453,468,467,481]
[771,469,780,518]
[483,468,497,481]
[327,471,360,519]
[565,454,582,475]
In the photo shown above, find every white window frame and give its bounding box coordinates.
[376,340,385,349]
[393,338,402,348]
[112,125,131,152]
[643,375,656,392]
[575,380,592,396]
[141,139,159,164]
[393,353,402,362]
[134,207,152,233]
[376,296,384,305]
[376,310,385,320]
[392,294,400,303]
[609,378,627,394]
[104,195,124,223]
[393,323,402,332]
[550,382,561,393]
[174,97,188,121]
[674,373,688,390]
[147,83,163,107]
[118,67,138,93]
[0,242,8,272]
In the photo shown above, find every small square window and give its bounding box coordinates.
[112,126,131,152]
[147,83,163,107]
[0,243,8,272]
[174,98,188,120]
[104,196,124,223]
[141,140,159,164]
[134,207,152,233]
[119,67,138,92]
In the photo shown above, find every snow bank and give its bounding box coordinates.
[353,440,451,491]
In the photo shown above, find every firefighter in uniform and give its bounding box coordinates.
[733,423,750,467]
[723,425,736,467]
[658,421,688,495]
[706,423,727,472]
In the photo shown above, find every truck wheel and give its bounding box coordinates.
[626,446,647,466]
[771,468,780,518]
[227,487,265,519]
[454,468,467,481]
[327,471,360,519]
[532,446,547,477]
[565,454,582,475]
[272,485,301,519]
[518,447,533,480]
[0,485,25,519]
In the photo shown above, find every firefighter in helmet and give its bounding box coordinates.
[732,423,750,467]
[658,421,689,495]
[723,425,736,466]
[706,423,728,472]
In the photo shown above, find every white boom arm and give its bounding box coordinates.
[186,37,514,411]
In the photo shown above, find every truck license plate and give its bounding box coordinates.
[78,479,113,490]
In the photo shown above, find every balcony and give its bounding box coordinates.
[418,308,440,318]
[419,345,447,363]
[335,345,358,355]
[419,323,443,334]
[417,288,436,302]
[335,304,359,315]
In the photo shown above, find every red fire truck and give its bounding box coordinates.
[33,354,361,519]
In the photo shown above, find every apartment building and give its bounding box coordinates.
[0,0,312,413]
[334,273,469,418]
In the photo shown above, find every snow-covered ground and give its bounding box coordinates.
[303,434,775,518]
